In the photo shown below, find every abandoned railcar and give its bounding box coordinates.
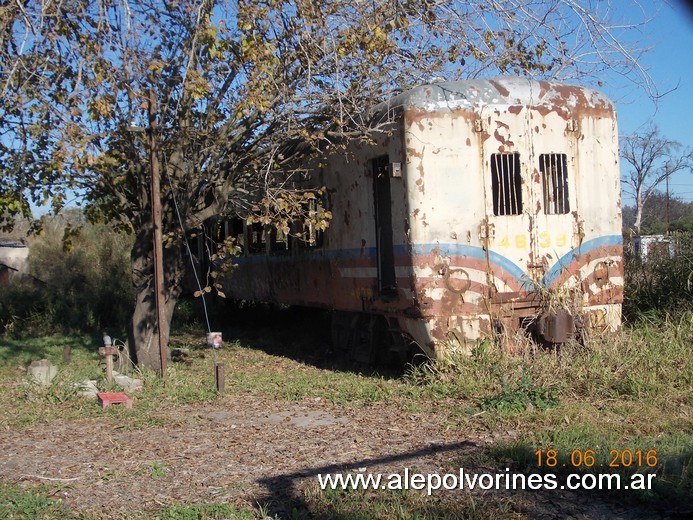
[204,77,623,362]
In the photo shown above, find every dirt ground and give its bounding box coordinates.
[0,389,685,519]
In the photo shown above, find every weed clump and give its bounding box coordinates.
[623,232,692,321]
[480,373,560,413]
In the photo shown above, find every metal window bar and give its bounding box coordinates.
[540,154,569,214]
[491,153,522,216]
[510,154,520,213]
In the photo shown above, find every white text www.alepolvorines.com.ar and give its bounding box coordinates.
[317,468,657,495]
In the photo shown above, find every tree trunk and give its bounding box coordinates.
[634,189,643,235]
[127,227,184,373]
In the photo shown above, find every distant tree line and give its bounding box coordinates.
[622,193,693,235]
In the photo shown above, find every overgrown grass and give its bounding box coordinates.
[449,315,691,509]
[0,481,258,520]
[301,485,518,519]
[0,310,690,517]
[152,503,256,519]
[0,333,221,429]
[0,482,76,519]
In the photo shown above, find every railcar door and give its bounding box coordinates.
[480,104,578,301]
[372,155,397,297]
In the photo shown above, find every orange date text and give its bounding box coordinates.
[534,449,658,468]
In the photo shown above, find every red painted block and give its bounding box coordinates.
[97,392,134,409]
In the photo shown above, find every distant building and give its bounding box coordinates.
[632,235,677,262]
[0,241,29,286]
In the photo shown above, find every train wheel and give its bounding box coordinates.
[372,317,413,369]
[330,311,375,364]
[330,311,357,356]
[331,312,415,368]
[351,314,377,365]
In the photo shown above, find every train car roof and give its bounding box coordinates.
[373,76,614,117]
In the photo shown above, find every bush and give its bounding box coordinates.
[0,212,134,337]
[623,232,693,321]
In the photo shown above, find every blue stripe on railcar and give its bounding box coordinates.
[228,235,622,292]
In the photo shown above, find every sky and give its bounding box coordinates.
[608,0,693,204]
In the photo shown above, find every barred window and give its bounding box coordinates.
[540,153,570,214]
[491,153,523,216]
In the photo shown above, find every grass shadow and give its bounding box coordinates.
[0,335,99,366]
[178,296,407,379]
[246,438,688,519]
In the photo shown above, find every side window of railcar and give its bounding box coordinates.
[269,226,291,253]
[246,222,292,254]
[297,197,325,249]
[206,218,227,258]
[210,219,226,243]
[228,218,245,253]
[539,153,570,214]
[247,222,268,254]
[491,152,523,216]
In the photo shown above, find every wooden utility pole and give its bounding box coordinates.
[149,89,167,377]
[665,173,670,234]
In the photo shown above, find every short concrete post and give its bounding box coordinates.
[27,359,57,386]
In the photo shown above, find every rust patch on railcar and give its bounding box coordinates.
[490,79,510,97]
[490,290,538,307]
[550,84,614,119]
[404,106,479,128]
[403,108,429,129]
[533,170,541,184]
[407,147,423,159]
[593,261,609,287]
[493,120,515,148]
[585,286,624,306]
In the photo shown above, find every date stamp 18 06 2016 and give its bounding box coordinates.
[535,449,658,469]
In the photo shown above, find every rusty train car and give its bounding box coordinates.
[205,77,623,362]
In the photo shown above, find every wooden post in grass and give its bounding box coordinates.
[215,363,225,393]
[99,335,117,390]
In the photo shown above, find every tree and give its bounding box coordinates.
[0,0,666,371]
[621,124,693,234]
